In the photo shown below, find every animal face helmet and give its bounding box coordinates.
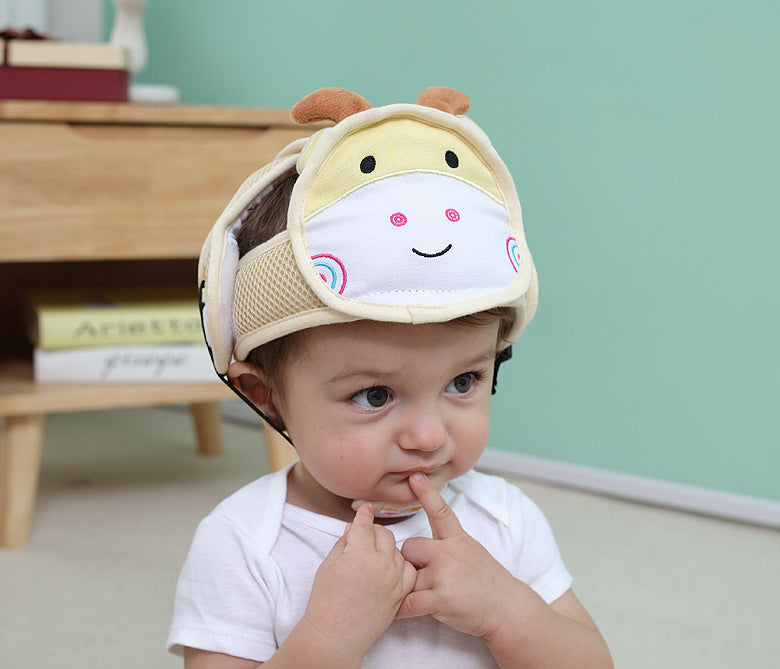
[199,87,538,376]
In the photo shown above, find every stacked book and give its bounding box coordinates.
[0,28,130,102]
[26,289,218,383]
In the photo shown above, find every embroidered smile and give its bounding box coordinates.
[412,244,453,258]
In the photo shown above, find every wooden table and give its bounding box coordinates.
[0,101,305,547]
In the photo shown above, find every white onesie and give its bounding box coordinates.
[167,467,572,667]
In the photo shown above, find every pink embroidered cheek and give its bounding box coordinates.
[445,208,460,222]
[390,212,407,227]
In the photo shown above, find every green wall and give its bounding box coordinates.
[115,1,780,501]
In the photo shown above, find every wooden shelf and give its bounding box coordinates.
[0,358,231,416]
[0,99,303,127]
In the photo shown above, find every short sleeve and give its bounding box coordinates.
[508,487,573,604]
[166,513,281,661]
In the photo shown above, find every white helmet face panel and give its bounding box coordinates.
[305,172,520,306]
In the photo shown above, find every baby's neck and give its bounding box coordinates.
[285,464,356,522]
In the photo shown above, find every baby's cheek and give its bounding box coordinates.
[455,412,491,466]
[313,447,380,497]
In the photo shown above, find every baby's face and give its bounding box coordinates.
[274,318,499,520]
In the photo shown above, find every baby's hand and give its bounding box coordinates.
[301,503,417,662]
[398,473,520,638]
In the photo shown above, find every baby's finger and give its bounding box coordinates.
[344,502,376,551]
[408,473,463,540]
[408,565,433,592]
[327,526,349,556]
[401,559,418,596]
[400,536,435,569]
[373,523,398,553]
[396,587,437,620]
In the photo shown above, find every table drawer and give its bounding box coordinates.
[0,121,308,261]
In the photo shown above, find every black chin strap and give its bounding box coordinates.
[199,281,295,448]
[216,371,296,447]
[491,345,512,395]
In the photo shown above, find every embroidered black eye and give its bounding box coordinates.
[360,155,376,173]
[445,150,459,168]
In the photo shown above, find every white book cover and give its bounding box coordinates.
[7,40,130,70]
[34,343,219,383]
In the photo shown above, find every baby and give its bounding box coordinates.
[167,87,612,668]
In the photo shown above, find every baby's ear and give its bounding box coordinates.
[227,361,283,424]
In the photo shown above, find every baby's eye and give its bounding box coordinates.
[446,374,475,394]
[352,387,391,408]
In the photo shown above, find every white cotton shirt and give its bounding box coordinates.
[167,466,572,667]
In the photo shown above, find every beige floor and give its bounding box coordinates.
[1,406,778,668]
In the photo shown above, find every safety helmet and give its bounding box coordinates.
[199,86,538,378]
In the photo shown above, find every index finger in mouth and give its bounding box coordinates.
[408,472,463,539]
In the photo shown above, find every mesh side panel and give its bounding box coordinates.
[234,239,326,336]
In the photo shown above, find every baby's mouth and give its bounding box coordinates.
[392,464,445,478]
[412,243,452,258]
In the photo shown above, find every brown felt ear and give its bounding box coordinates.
[416,86,471,115]
[291,87,373,125]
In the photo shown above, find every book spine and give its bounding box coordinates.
[35,305,205,350]
[34,344,218,383]
[0,66,128,102]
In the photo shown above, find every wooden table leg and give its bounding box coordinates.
[190,402,223,455]
[0,414,46,548]
[262,422,298,472]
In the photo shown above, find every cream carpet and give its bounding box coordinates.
[1,406,778,668]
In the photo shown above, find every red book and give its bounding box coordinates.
[0,65,129,102]
[0,36,129,102]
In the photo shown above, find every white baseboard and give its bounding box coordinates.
[478,449,780,529]
[215,401,780,529]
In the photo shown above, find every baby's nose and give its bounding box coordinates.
[398,407,446,452]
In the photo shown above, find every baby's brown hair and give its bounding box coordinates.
[236,172,298,258]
